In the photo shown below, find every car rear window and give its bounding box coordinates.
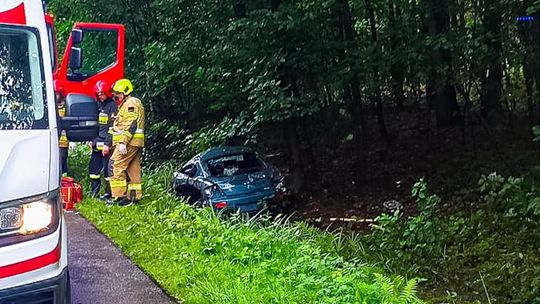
[207,153,263,177]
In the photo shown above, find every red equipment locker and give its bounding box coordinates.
[61,177,83,211]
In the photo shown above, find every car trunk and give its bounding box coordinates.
[209,170,274,198]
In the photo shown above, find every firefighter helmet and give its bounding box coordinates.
[112,79,133,95]
[94,80,112,98]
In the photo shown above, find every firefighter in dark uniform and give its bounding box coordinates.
[89,80,118,199]
[54,80,69,176]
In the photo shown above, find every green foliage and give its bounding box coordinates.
[364,175,540,303]
[78,31,117,74]
[75,162,423,304]
[479,172,540,217]
[183,117,240,154]
[532,125,540,142]
[369,180,443,277]
[411,179,440,217]
[49,0,540,190]
[67,147,540,303]
[67,144,91,181]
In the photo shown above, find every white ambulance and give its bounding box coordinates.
[0,0,112,302]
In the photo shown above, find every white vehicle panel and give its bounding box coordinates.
[0,131,51,203]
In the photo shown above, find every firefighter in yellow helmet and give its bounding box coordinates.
[107,79,145,206]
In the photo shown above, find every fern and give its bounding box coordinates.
[374,273,396,300]
[399,279,419,304]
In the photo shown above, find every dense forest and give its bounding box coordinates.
[50,0,540,193]
[52,0,540,302]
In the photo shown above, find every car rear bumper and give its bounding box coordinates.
[214,192,278,214]
[233,201,267,214]
[0,267,70,304]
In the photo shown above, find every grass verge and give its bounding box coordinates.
[71,148,422,303]
[70,144,540,303]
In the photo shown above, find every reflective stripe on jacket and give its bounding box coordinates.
[58,104,69,148]
[94,98,118,148]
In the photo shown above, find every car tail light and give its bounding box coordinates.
[215,201,228,209]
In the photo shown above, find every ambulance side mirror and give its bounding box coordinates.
[62,93,99,142]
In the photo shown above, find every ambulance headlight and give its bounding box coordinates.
[0,192,60,246]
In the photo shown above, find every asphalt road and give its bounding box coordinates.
[66,213,177,304]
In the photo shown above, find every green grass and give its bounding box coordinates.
[70,146,422,304]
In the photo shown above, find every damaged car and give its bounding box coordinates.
[173,146,286,214]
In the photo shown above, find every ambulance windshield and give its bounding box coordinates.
[0,26,47,130]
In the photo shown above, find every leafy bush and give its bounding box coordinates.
[144,120,190,163]
[144,117,254,166]
[183,117,238,154]
[67,143,91,182]
[479,172,540,217]
[364,175,540,303]
[368,179,444,276]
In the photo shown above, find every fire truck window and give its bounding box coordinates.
[68,29,117,80]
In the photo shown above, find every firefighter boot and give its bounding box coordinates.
[118,197,133,207]
[100,181,112,201]
[129,190,140,204]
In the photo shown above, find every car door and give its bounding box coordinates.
[55,22,125,97]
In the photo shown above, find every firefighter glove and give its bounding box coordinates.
[118,143,128,155]
[102,145,110,156]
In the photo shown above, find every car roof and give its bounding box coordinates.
[199,146,254,163]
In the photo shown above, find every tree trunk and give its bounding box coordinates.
[518,1,536,130]
[339,0,368,150]
[365,0,388,138]
[271,0,308,194]
[426,0,459,129]
[388,1,405,109]
[525,2,540,125]
[284,118,304,195]
[300,117,320,186]
[480,2,503,119]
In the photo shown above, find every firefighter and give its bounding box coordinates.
[54,80,69,176]
[108,79,145,206]
[89,80,118,199]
